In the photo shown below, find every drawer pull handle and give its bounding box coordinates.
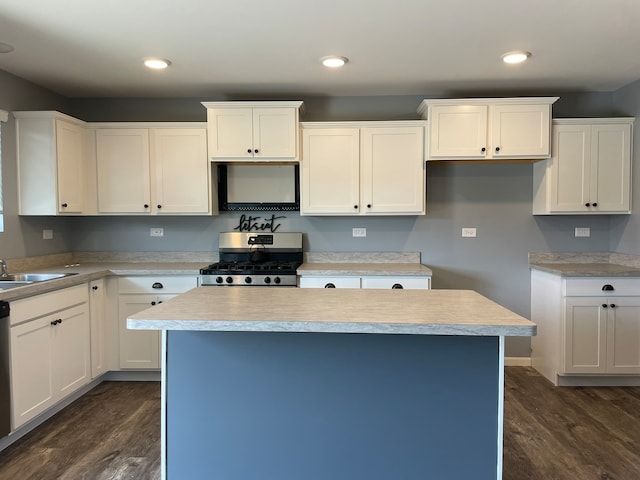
[151,301,156,306]
[610,304,616,309]
[152,282,164,289]
[602,304,608,309]
[602,284,614,291]
[392,283,404,289]
[324,283,336,288]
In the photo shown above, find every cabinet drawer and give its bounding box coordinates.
[564,278,640,296]
[361,276,431,290]
[299,276,361,289]
[11,284,88,326]
[118,276,198,294]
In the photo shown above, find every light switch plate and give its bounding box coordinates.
[150,227,164,237]
[42,229,53,240]
[461,228,477,238]
[352,228,367,237]
[575,227,591,237]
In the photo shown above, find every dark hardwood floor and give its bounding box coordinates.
[0,368,638,479]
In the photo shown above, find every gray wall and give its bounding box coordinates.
[2,69,638,357]
[611,78,640,254]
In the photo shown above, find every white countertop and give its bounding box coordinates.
[127,287,535,337]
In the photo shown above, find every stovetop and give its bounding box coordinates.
[200,261,300,275]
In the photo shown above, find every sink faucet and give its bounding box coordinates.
[0,260,7,277]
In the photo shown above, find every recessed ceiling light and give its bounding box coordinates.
[501,51,531,64]
[143,57,171,70]
[0,42,15,54]
[321,56,349,68]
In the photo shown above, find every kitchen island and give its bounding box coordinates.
[128,287,535,480]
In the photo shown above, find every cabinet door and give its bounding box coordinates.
[361,127,425,214]
[53,303,90,398]
[10,317,55,429]
[490,104,551,158]
[564,297,607,374]
[301,128,360,215]
[547,124,591,213]
[361,276,431,289]
[298,276,361,288]
[590,123,632,213]
[118,295,160,369]
[428,105,487,159]
[606,297,640,374]
[56,119,85,213]
[207,108,254,159]
[252,108,297,159]
[90,279,107,378]
[151,128,211,214]
[96,129,151,213]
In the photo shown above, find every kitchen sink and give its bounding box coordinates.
[0,272,78,283]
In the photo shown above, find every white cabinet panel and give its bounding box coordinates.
[428,105,487,158]
[533,119,633,215]
[301,122,425,216]
[299,277,361,289]
[96,128,151,213]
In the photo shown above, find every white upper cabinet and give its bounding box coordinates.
[418,97,558,160]
[203,101,303,161]
[94,124,214,215]
[300,121,425,216]
[16,111,89,215]
[96,128,151,213]
[533,118,634,214]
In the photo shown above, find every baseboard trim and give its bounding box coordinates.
[505,357,532,367]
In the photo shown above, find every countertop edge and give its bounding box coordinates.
[127,318,535,337]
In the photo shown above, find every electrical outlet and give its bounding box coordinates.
[575,227,591,237]
[150,227,164,237]
[461,227,477,238]
[42,229,53,240]
[352,228,367,238]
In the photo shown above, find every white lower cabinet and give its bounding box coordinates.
[89,279,108,378]
[531,271,640,385]
[117,276,197,369]
[299,275,431,289]
[10,285,90,429]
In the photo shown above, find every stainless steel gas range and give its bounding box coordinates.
[200,232,303,287]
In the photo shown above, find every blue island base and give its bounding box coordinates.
[166,331,501,480]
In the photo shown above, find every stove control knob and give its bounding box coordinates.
[264,277,271,284]
[215,276,223,284]
[274,277,281,284]
[225,276,233,284]
[245,277,252,284]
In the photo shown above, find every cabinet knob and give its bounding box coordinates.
[610,304,616,309]
[392,283,404,289]
[324,283,336,288]
[353,205,358,209]
[247,149,252,153]
[585,203,591,207]
[151,301,157,306]
[481,147,486,153]
[152,282,164,289]
[61,203,68,208]
[602,303,608,308]
[50,319,62,325]
[602,284,615,291]
[92,285,98,291]
[592,202,598,207]
[495,147,500,153]
[367,204,372,208]
[157,204,162,209]
[144,204,149,209]
[254,149,259,154]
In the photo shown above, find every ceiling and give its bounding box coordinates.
[0,0,639,99]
